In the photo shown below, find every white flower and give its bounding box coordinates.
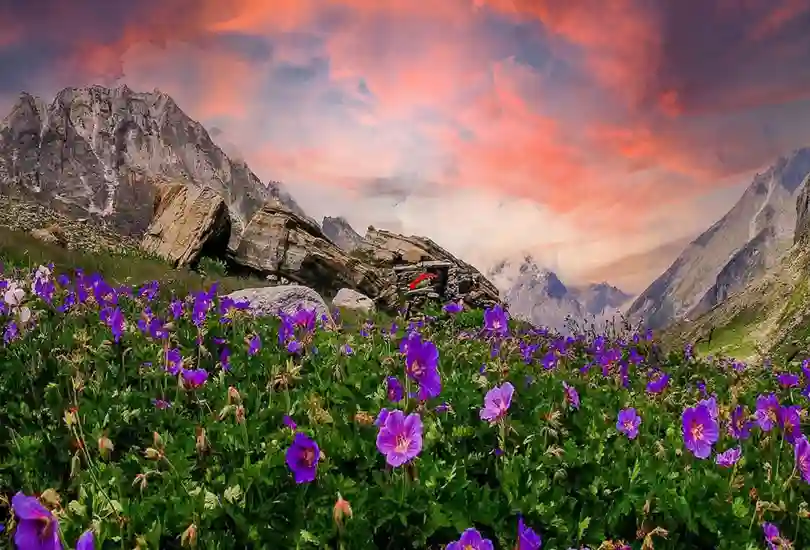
[18,306,31,324]
[4,282,25,307]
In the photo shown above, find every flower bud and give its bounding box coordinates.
[39,488,61,508]
[333,493,353,528]
[354,411,374,425]
[181,523,197,548]
[235,405,246,424]
[195,427,208,453]
[153,431,164,449]
[98,435,114,458]
[133,473,148,492]
[227,386,241,404]
[144,447,162,460]
[64,408,77,427]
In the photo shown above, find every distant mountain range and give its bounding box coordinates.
[487,255,633,333]
[627,147,810,330]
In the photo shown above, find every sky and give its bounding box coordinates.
[2,0,810,293]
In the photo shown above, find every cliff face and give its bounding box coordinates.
[0,85,305,238]
[627,147,810,329]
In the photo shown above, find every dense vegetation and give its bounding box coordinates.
[0,236,808,549]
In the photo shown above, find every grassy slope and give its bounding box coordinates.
[0,224,261,298]
[661,243,810,363]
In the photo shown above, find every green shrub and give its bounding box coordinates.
[0,260,808,550]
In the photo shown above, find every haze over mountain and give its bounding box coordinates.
[488,255,632,333]
[628,147,810,330]
[3,0,810,293]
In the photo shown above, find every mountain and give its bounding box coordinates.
[0,84,306,238]
[627,147,810,330]
[322,216,364,252]
[487,255,632,333]
[663,171,810,362]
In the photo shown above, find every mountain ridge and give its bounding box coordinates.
[627,146,810,330]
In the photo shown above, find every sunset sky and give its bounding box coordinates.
[2,0,810,293]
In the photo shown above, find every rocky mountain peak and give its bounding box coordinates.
[322,216,364,252]
[0,84,306,239]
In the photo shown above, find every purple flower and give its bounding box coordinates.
[681,404,719,459]
[247,335,261,356]
[698,395,718,420]
[447,528,494,550]
[76,529,95,550]
[386,377,404,403]
[728,405,753,440]
[483,305,509,336]
[715,447,741,468]
[517,517,542,550]
[404,336,441,400]
[562,382,580,410]
[285,432,320,484]
[756,394,781,432]
[283,415,298,431]
[341,343,353,355]
[11,492,61,550]
[777,372,800,388]
[645,371,670,394]
[479,382,515,424]
[152,399,172,409]
[180,368,209,389]
[443,301,463,314]
[794,436,810,484]
[375,408,390,427]
[375,409,423,467]
[616,408,641,440]
[779,405,803,444]
[762,522,781,550]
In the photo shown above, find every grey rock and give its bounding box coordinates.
[627,147,810,330]
[0,84,306,240]
[332,288,376,313]
[322,216,364,252]
[224,284,332,322]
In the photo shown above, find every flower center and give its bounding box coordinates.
[302,448,315,467]
[623,420,634,431]
[691,421,704,441]
[411,360,423,377]
[767,409,778,423]
[395,434,411,453]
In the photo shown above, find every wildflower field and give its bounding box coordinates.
[0,257,809,549]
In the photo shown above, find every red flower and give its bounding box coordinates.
[409,272,437,290]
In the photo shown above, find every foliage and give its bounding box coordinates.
[0,258,809,550]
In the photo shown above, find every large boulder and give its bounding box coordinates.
[228,204,395,307]
[332,288,376,314]
[225,284,332,322]
[140,182,230,267]
[355,228,501,309]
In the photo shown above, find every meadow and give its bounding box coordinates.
[0,242,807,549]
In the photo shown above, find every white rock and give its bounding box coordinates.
[332,288,376,314]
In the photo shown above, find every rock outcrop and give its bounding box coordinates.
[228,204,391,306]
[141,182,230,267]
[355,228,500,309]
